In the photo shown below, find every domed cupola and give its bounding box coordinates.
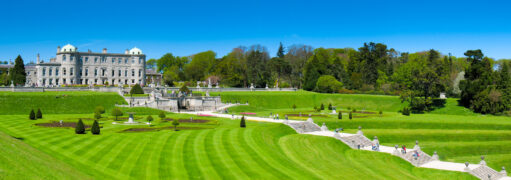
[129,47,143,55]
[61,44,77,52]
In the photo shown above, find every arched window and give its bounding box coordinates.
[70,68,74,76]
[63,68,66,76]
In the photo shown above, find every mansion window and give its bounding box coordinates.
[118,58,121,64]
[124,70,127,77]
[79,68,82,76]
[94,57,98,63]
[63,55,66,61]
[94,69,97,76]
[70,68,74,76]
[55,69,59,76]
[118,70,121,76]
[63,68,66,76]
[80,57,83,63]
[111,70,114,76]
[63,79,66,84]
[85,69,89,76]
[49,68,52,76]
[85,57,89,62]
[131,69,135,76]
[138,69,141,77]
[42,68,46,76]
[112,58,115,63]
[125,58,128,64]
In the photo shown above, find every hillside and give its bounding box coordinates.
[0,91,126,115]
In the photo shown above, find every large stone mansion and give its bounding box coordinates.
[20,44,155,87]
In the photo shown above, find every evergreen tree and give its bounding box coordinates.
[36,108,42,119]
[277,42,285,58]
[91,120,100,135]
[292,104,297,111]
[240,115,246,128]
[10,55,26,85]
[338,111,342,119]
[172,119,180,131]
[320,103,325,110]
[130,84,144,94]
[349,112,352,120]
[29,109,35,120]
[328,103,332,110]
[75,119,85,134]
[158,111,166,120]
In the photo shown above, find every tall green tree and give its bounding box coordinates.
[10,55,26,85]
[277,42,285,58]
[75,119,85,134]
[91,120,100,135]
[185,51,217,81]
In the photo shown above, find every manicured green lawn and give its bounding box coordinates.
[0,113,473,179]
[0,91,127,115]
[215,91,511,171]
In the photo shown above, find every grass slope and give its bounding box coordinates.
[0,114,473,179]
[0,131,90,179]
[0,91,126,115]
[213,91,405,112]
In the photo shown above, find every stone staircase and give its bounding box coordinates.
[287,121,321,133]
[400,149,434,166]
[470,165,503,180]
[337,134,373,149]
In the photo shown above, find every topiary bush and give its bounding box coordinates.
[95,106,105,114]
[338,111,342,119]
[147,115,154,123]
[172,119,180,131]
[29,109,36,120]
[75,119,85,134]
[94,111,101,120]
[130,84,144,95]
[328,103,332,110]
[91,120,100,135]
[320,103,325,110]
[349,112,352,120]
[240,115,246,128]
[36,108,42,119]
[158,111,166,120]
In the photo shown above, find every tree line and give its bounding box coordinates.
[150,42,511,115]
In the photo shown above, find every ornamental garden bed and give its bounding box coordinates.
[121,126,210,132]
[285,114,328,117]
[161,118,212,123]
[36,121,91,128]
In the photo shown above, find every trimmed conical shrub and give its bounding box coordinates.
[320,103,325,110]
[240,115,246,128]
[349,112,352,120]
[36,108,42,119]
[158,111,166,119]
[91,120,100,135]
[75,119,85,134]
[29,109,36,120]
[338,111,342,120]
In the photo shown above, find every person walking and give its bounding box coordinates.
[402,145,407,154]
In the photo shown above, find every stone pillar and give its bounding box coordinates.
[306,114,313,123]
[501,167,507,176]
[464,162,471,172]
[480,156,486,166]
[321,123,328,131]
[432,151,439,160]
[393,145,400,155]
[356,126,363,135]
[413,140,420,150]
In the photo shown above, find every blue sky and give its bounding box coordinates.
[1,0,511,63]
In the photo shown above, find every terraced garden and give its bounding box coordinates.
[216,91,511,172]
[0,113,473,179]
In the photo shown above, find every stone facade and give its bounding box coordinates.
[30,44,146,87]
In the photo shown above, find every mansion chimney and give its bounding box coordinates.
[103,48,107,53]
[37,53,40,64]
[57,46,61,53]
[125,49,129,54]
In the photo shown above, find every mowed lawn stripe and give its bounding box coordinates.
[183,130,203,179]
[237,128,290,179]
[216,127,250,179]
[157,132,178,179]
[105,134,142,171]
[140,132,168,179]
[229,128,276,179]
[206,128,243,179]
[118,133,151,177]
[243,127,316,179]
[72,134,111,156]
[221,128,255,177]
[170,130,192,179]
[193,129,222,179]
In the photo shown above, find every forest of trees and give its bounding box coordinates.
[148,42,511,115]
